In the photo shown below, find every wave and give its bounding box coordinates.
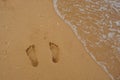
[53,0,120,80]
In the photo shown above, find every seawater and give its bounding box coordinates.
[53,0,120,80]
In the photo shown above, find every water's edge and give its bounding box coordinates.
[52,0,114,80]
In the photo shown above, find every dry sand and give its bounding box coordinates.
[0,0,111,80]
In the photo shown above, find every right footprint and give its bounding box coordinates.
[26,44,38,67]
[49,42,60,63]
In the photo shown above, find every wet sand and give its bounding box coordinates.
[0,0,111,80]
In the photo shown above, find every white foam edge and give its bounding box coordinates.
[53,0,115,80]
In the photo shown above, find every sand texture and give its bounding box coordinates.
[0,0,112,80]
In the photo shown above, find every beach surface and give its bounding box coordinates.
[0,0,111,80]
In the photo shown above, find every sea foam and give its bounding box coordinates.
[53,0,120,80]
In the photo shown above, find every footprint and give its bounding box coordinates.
[26,44,38,67]
[49,42,60,63]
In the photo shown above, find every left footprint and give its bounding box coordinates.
[26,44,38,67]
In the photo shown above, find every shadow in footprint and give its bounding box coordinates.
[26,44,38,67]
[49,42,60,63]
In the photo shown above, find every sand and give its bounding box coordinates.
[0,0,111,80]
